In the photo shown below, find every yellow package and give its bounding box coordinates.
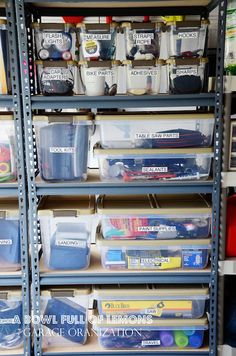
[127,256,182,270]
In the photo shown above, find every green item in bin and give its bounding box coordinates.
[174,330,189,348]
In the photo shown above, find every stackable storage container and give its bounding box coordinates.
[79,60,120,96]
[0,114,17,182]
[94,284,209,319]
[0,19,10,94]
[32,23,76,60]
[38,195,95,270]
[33,114,93,182]
[94,317,208,349]
[41,286,90,348]
[123,60,164,95]
[166,20,209,58]
[76,23,117,60]
[121,22,163,60]
[35,60,78,95]
[166,58,208,94]
[97,194,212,240]
[94,146,213,182]
[0,199,20,271]
[97,234,211,270]
[96,112,215,149]
[0,288,23,350]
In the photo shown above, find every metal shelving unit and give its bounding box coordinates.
[15,0,227,355]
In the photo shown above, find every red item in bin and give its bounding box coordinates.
[226,195,236,257]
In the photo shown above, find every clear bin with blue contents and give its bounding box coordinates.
[94,146,213,182]
[94,284,209,319]
[97,233,211,270]
[0,199,20,271]
[96,112,215,149]
[0,114,17,182]
[41,286,90,349]
[167,20,209,58]
[97,194,211,240]
[33,114,93,182]
[0,288,23,350]
[94,316,208,349]
[38,195,95,270]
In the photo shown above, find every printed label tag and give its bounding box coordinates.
[49,147,75,154]
[55,239,86,248]
[137,226,177,232]
[135,132,180,139]
[0,239,12,245]
[85,69,113,77]
[130,69,158,76]
[177,31,199,39]
[133,33,154,45]
[142,167,168,173]
[176,68,198,76]
[142,340,161,346]
[43,32,64,45]
[83,33,111,41]
[43,68,71,81]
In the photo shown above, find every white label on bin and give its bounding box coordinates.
[142,340,161,346]
[55,239,86,248]
[43,33,64,45]
[85,69,113,77]
[0,239,12,245]
[83,33,111,41]
[0,318,17,324]
[130,69,158,77]
[138,226,177,232]
[49,147,75,154]
[135,132,180,139]
[177,31,199,39]
[176,68,198,76]
[142,167,168,173]
[133,33,154,45]
[43,69,71,81]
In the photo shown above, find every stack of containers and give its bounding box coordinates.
[93,284,209,349]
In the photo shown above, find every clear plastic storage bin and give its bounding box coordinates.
[97,194,211,240]
[0,288,23,350]
[123,60,164,95]
[33,114,93,182]
[166,58,208,94]
[35,60,78,95]
[0,114,17,182]
[96,112,215,149]
[41,286,90,349]
[94,317,208,349]
[94,146,213,182]
[32,23,76,60]
[94,284,209,319]
[79,60,120,96]
[76,23,117,60]
[97,234,211,270]
[38,195,95,270]
[167,20,209,58]
[121,22,163,60]
[0,19,10,94]
[0,199,20,271]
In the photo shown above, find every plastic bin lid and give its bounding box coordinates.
[0,113,14,121]
[38,195,95,216]
[166,19,210,26]
[33,113,93,123]
[96,112,214,121]
[166,58,209,65]
[123,59,165,66]
[31,22,75,30]
[41,286,91,297]
[97,195,156,214]
[34,60,77,67]
[76,22,117,29]
[93,284,209,298]
[0,287,22,300]
[121,22,163,29]
[78,60,121,67]
[0,198,19,217]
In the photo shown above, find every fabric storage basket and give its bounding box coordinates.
[33,114,93,182]
[76,23,117,60]
[0,19,10,94]
[35,60,78,95]
[94,146,213,182]
[38,195,95,270]
[94,317,208,349]
[97,194,212,240]
[121,22,163,60]
[0,288,23,350]
[41,286,90,349]
[94,284,209,319]
[97,234,211,270]
[167,20,209,58]
[0,114,17,182]
[79,60,120,96]
[0,199,20,271]
[123,59,164,95]
[96,112,215,149]
[32,23,76,60]
[166,58,208,94]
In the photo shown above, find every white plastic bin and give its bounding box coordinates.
[0,114,17,182]
[94,284,209,319]
[96,112,215,149]
[97,234,211,270]
[38,195,95,270]
[94,146,213,182]
[97,194,212,240]
[41,286,90,349]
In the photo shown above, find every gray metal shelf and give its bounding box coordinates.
[0,95,13,108]
[0,273,23,286]
[0,183,19,196]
